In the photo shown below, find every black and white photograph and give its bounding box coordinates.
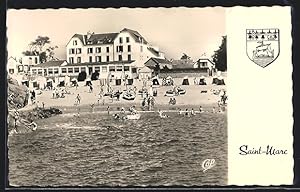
[7,7,228,187]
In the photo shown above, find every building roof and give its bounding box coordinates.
[86,33,119,45]
[64,60,136,67]
[197,58,215,66]
[120,28,148,44]
[172,64,195,69]
[34,60,67,68]
[147,47,160,56]
[69,28,147,46]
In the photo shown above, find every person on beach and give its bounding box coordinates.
[52,88,56,99]
[158,109,168,118]
[89,84,93,93]
[76,94,81,105]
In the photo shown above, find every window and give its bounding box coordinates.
[32,69,37,74]
[124,66,129,71]
[106,47,109,53]
[88,48,93,54]
[132,68,137,73]
[118,55,122,61]
[81,67,86,72]
[34,57,38,64]
[61,68,67,73]
[89,56,93,63]
[74,67,80,73]
[76,48,81,54]
[128,54,131,61]
[140,46,143,52]
[73,40,77,45]
[96,47,101,53]
[38,69,43,75]
[109,66,115,72]
[128,45,131,52]
[116,66,122,71]
[29,57,32,65]
[96,56,101,62]
[126,37,130,43]
[117,45,123,52]
[106,56,109,62]
[69,48,75,54]
[54,68,59,74]
[9,69,14,74]
[77,57,81,63]
[44,69,47,76]
[48,68,53,74]
[102,66,107,72]
[69,57,74,64]
[68,68,74,73]
[95,66,100,72]
[119,37,123,44]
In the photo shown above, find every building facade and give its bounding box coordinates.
[65,28,165,79]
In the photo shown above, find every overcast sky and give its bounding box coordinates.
[7,7,225,61]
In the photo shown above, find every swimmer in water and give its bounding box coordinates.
[199,106,204,113]
[212,107,216,113]
[191,108,196,115]
[28,120,37,131]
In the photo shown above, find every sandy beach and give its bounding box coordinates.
[35,76,226,112]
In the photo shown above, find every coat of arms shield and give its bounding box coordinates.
[246,29,280,68]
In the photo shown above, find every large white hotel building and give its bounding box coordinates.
[30,28,165,80]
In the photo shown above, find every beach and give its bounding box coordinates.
[36,76,227,113]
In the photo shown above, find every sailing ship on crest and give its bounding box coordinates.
[252,41,274,60]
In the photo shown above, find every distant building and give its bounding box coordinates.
[194,58,215,70]
[7,57,21,75]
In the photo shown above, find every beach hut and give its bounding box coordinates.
[85,78,92,86]
[152,76,160,86]
[31,79,38,89]
[212,75,218,84]
[199,75,207,85]
[58,78,65,87]
[71,78,78,86]
[46,79,54,88]
[217,76,225,85]
[21,79,29,87]
[182,76,189,85]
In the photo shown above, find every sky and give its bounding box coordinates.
[7,7,225,61]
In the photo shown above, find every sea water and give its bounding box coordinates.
[8,112,227,186]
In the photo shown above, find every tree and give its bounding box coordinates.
[180,53,191,60]
[22,36,58,63]
[212,36,227,71]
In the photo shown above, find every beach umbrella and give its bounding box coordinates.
[182,76,189,85]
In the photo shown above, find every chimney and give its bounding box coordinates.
[87,31,93,39]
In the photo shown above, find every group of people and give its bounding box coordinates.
[52,87,70,99]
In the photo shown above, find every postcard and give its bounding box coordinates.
[6,6,293,187]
